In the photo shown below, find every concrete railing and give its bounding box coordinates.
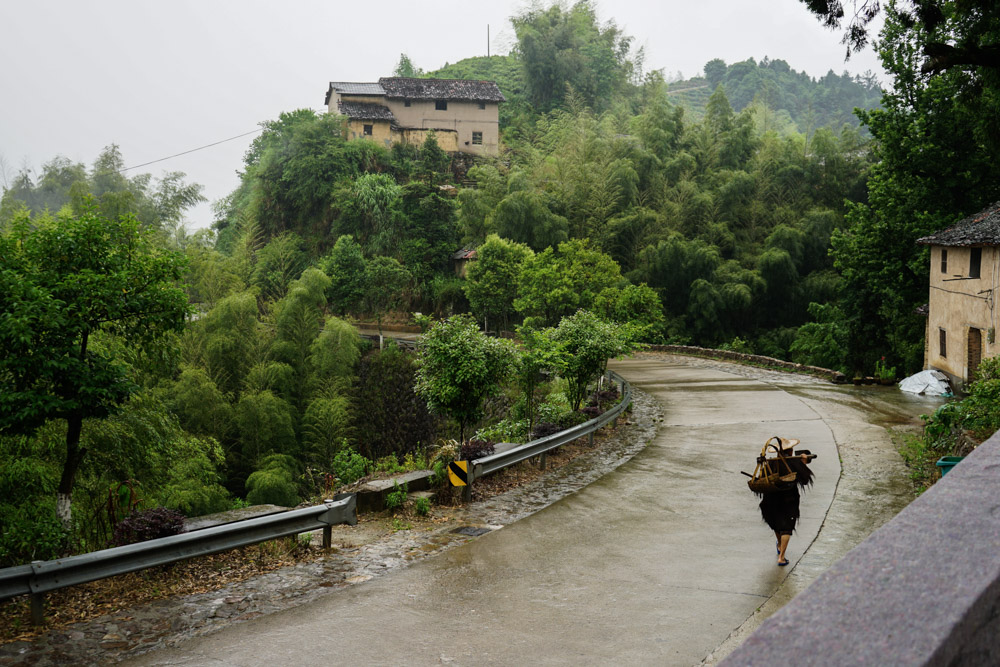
[645,344,847,383]
[722,430,1000,665]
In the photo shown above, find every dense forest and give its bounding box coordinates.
[2,0,998,565]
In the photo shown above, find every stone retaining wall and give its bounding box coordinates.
[645,345,847,383]
[721,430,1000,665]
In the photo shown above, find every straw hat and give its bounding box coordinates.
[773,436,800,452]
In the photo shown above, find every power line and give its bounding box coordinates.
[122,128,263,172]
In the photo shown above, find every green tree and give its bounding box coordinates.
[830,6,1000,372]
[234,390,297,470]
[465,234,534,332]
[363,256,412,337]
[251,232,308,301]
[320,235,367,314]
[245,454,300,507]
[354,344,438,460]
[550,310,634,411]
[514,326,566,436]
[0,205,188,530]
[420,131,451,184]
[593,283,665,342]
[393,53,424,78]
[515,239,623,327]
[512,0,636,111]
[491,190,570,251]
[415,315,515,442]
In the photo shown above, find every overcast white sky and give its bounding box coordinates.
[0,0,883,230]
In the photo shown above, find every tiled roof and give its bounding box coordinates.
[917,201,1000,246]
[378,77,505,102]
[338,102,395,122]
[325,82,386,105]
[329,82,386,95]
[452,248,477,260]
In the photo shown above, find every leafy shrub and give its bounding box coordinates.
[402,449,430,471]
[719,336,753,354]
[460,439,495,460]
[0,500,66,567]
[556,410,589,429]
[332,447,370,486]
[245,454,300,507]
[158,447,231,517]
[373,454,405,476]
[475,417,529,443]
[414,496,431,516]
[385,482,408,511]
[580,405,602,417]
[429,441,458,487]
[590,386,620,406]
[531,422,563,439]
[113,507,185,546]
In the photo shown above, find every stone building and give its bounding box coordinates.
[324,77,504,156]
[917,201,1000,389]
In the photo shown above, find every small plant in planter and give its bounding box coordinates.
[875,357,897,385]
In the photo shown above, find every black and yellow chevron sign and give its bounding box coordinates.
[448,460,469,487]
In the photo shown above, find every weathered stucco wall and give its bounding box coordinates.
[925,245,999,388]
[345,119,393,147]
[387,99,499,155]
[398,127,459,152]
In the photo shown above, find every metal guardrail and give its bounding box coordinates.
[0,494,357,623]
[359,332,418,350]
[464,371,632,495]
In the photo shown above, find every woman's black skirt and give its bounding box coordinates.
[759,486,800,535]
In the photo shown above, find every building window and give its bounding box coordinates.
[435,99,447,111]
[363,124,373,136]
[404,100,411,107]
[478,101,486,110]
[941,248,948,274]
[970,247,982,278]
[472,131,483,145]
[940,328,947,358]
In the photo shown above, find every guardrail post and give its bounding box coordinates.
[539,452,547,470]
[322,499,333,549]
[30,561,44,625]
[30,593,44,625]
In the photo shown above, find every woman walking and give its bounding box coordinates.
[753,437,815,566]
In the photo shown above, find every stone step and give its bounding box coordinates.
[355,470,435,513]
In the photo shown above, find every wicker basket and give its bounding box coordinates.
[745,437,798,494]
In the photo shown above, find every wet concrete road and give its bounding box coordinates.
[127,357,935,666]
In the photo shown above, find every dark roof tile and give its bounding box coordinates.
[378,77,505,102]
[338,102,395,122]
[917,201,1000,246]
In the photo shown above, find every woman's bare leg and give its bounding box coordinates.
[778,534,791,564]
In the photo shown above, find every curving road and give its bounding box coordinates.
[126,355,934,666]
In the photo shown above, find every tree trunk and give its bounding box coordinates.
[57,414,86,533]
[56,330,89,534]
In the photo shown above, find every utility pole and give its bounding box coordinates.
[488,24,490,58]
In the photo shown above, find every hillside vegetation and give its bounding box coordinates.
[3,0,998,566]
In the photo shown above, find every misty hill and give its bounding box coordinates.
[426,54,881,135]
[667,57,882,133]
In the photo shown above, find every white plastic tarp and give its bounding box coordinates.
[898,369,952,395]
